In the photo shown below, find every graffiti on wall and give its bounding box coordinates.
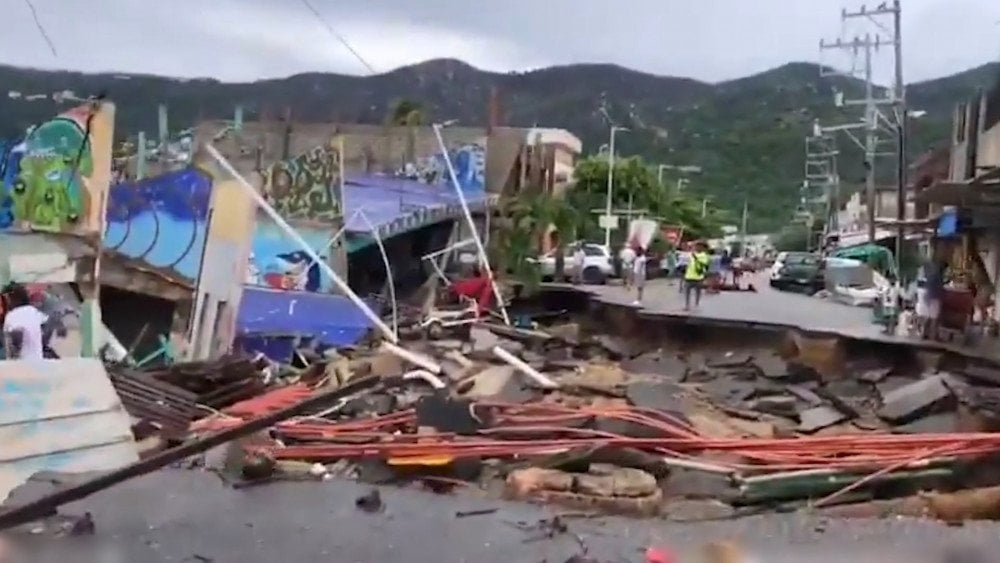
[261,144,341,222]
[403,141,486,193]
[104,168,212,282]
[246,216,333,293]
[0,105,101,232]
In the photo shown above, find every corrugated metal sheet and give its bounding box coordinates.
[0,358,138,502]
[236,287,374,352]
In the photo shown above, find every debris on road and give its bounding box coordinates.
[12,303,1000,532]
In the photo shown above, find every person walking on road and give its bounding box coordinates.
[632,248,648,306]
[684,242,711,311]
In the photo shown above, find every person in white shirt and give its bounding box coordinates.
[2,283,48,360]
[632,248,648,306]
[619,244,637,289]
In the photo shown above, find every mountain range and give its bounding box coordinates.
[1,58,998,232]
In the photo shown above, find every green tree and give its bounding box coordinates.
[490,190,578,292]
[570,155,723,244]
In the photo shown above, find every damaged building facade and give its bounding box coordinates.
[919,79,1000,327]
[95,111,580,364]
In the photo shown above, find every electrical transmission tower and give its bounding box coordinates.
[817,1,905,250]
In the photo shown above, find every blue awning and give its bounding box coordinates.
[937,208,958,237]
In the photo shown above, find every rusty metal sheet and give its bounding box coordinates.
[0,358,138,502]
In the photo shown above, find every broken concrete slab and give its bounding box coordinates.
[877,375,956,424]
[798,406,848,433]
[621,352,688,382]
[749,395,799,419]
[787,385,824,407]
[752,352,791,379]
[367,351,405,378]
[893,412,960,434]
[458,365,516,399]
[701,378,756,406]
[859,367,893,383]
[544,322,581,342]
[594,335,632,359]
[625,381,686,416]
[705,352,753,369]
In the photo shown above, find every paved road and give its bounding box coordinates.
[550,274,881,337]
[8,470,997,563]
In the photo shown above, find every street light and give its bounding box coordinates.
[603,126,629,249]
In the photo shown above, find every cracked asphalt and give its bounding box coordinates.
[6,470,998,563]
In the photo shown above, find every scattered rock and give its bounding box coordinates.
[594,335,632,359]
[787,385,824,406]
[355,488,383,513]
[877,375,956,424]
[458,365,535,403]
[660,499,735,521]
[661,468,737,500]
[701,378,756,406]
[859,367,893,383]
[505,465,662,516]
[428,339,464,352]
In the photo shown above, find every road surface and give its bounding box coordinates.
[550,274,881,337]
[7,470,997,563]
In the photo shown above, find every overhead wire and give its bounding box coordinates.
[23,0,58,58]
[298,0,379,75]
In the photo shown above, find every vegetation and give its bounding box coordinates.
[1,59,996,233]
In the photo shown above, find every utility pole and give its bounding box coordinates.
[841,1,906,268]
[820,30,895,244]
[603,126,628,250]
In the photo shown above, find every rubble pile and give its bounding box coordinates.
[170,320,1000,520]
[108,355,274,438]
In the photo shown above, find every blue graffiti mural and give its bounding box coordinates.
[248,217,333,292]
[104,168,211,281]
[405,142,486,194]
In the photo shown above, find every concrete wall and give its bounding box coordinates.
[949,101,977,181]
[0,101,115,237]
[185,150,257,360]
[978,89,1000,169]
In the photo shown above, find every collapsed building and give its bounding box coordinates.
[0,100,582,364]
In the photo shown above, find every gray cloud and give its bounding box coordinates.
[2,0,998,84]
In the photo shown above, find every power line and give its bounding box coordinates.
[299,0,378,75]
[23,0,58,58]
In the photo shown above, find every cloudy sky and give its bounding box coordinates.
[2,0,998,84]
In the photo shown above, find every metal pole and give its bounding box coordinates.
[863,35,877,243]
[432,124,511,325]
[204,144,398,343]
[604,127,617,249]
[893,0,907,276]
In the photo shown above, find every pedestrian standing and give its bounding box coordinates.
[620,243,636,289]
[2,282,48,360]
[632,248,648,306]
[684,242,710,311]
[571,245,586,285]
[676,250,690,293]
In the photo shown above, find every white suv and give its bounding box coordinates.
[533,243,614,284]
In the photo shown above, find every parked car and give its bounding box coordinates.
[532,243,614,284]
[769,252,826,293]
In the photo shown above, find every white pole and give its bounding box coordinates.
[432,124,511,325]
[204,144,398,344]
[357,209,397,338]
[604,127,616,249]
